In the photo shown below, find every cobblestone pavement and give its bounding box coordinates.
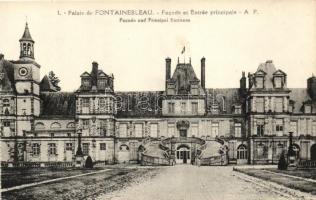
[97,165,305,200]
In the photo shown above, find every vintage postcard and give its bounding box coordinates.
[0,0,316,199]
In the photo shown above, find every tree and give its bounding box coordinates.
[48,71,61,91]
[278,151,288,170]
[85,156,93,168]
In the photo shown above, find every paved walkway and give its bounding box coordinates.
[97,165,306,200]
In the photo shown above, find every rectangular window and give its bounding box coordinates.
[82,98,89,108]
[181,102,186,114]
[304,105,312,113]
[274,77,282,88]
[256,120,265,136]
[234,106,241,114]
[48,143,57,156]
[99,98,106,111]
[235,123,242,137]
[32,143,40,156]
[99,120,107,136]
[168,102,175,113]
[275,97,283,113]
[66,143,73,151]
[98,79,106,88]
[135,124,143,137]
[119,124,128,138]
[211,123,219,138]
[312,122,316,136]
[192,102,198,114]
[256,98,264,112]
[82,119,89,129]
[290,121,298,136]
[100,143,106,150]
[82,143,89,155]
[191,122,198,136]
[82,79,90,87]
[150,124,158,138]
[168,123,175,136]
[3,121,10,127]
[275,119,283,136]
[256,77,264,88]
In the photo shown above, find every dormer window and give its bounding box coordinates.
[273,70,286,89]
[82,78,90,87]
[98,78,106,89]
[234,105,242,114]
[274,77,282,88]
[256,77,264,88]
[304,104,312,113]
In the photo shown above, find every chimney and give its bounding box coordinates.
[0,54,4,60]
[239,71,247,95]
[307,75,316,101]
[166,57,171,80]
[91,61,99,86]
[201,57,205,89]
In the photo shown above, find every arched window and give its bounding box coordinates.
[51,122,61,129]
[292,144,300,158]
[35,122,45,130]
[66,122,75,128]
[237,145,248,160]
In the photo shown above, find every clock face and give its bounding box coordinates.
[19,67,28,76]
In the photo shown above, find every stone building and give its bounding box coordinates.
[1,23,316,165]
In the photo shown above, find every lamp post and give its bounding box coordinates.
[287,131,296,167]
[75,129,84,167]
[76,131,83,156]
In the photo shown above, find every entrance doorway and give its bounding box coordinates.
[311,144,316,161]
[176,145,190,164]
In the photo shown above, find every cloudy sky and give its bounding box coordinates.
[0,1,315,92]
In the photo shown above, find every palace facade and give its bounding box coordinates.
[1,23,316,166]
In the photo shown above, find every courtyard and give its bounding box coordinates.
[97,165,313,200]
[2,165,315,200]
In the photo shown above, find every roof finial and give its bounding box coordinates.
[189,57,191,64]
[177,57,179,64]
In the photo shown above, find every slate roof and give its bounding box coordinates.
[254,60,285,89]
[169,63,200,94]
[206,88,242,114]
[0,58,15,92]
[289,88,316,113]
[20,23,34,42]
[40,92,76,117]
[40,75,57,92]
[115,91,164,118]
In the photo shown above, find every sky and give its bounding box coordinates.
[0,1,315,92]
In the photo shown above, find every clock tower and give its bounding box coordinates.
[13,22,41,136]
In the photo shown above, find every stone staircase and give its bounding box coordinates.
[140,136,228,166]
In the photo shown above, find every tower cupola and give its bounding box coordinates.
[19,22,34,59]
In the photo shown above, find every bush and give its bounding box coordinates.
[85,156,93,169]
[278,151,288,170]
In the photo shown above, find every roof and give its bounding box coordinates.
[206,88,242,114]
[40,92,76,117]
[40,75,57,92]
[20,23,34,42]
[78,62,114,92]
[170,63,200,94]
[115,91,164,118]
[0,58,15,92]
[289,88,316,113]
[255,60,285,89]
